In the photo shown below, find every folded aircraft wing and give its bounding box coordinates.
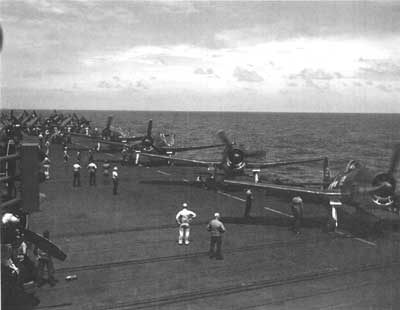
[162,143,225,153]
[224,179,343,202]
[139,152,220,167]
[24,229,67,261]
[246,157,327,169]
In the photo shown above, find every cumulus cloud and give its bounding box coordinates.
[97,77,149,90]
[288,68,338,90]
[289,69,335,81]
[358,58,400,80]
[233,67,263,82]
[194,67,214,75]
[98,80,112,89]
[376,84,392,93]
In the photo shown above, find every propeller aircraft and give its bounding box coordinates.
[224,144,400,229]
[94,119,226,164]
[70,115,143,148]
[140,130,327,182]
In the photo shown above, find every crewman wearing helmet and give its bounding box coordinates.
[175,203,197,245]
[291,196,304,234]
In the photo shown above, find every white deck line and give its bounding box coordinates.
[264,207,294,218]
[335,230,376,246]
[217,191,246,202]
[353,237,377,246]
[157,170,171,176]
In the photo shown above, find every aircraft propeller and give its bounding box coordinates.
[102,115,113,138]
[217,130,266,169]
[352,144,399,204]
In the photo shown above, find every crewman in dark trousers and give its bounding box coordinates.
[103,160,111,185]
[207,212,226,260]
[244,189,253,218]
[72,162,81,187]
[291,196,304,234]
[87,161,97,186]
[63,147,69,164]
[88,149,94,163]
[112,166,119,195]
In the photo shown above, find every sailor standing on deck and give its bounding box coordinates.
[63,147,69,164]
[291,196,304,234]
[244,189,253,218]
[72,161,81,187]
[102,160,111,184]
[207,212,226,260]
[42,156,51,180]
[112,166,119,195]
[34,230,57,287]
[175,203,197,245]
[87,161,97,186]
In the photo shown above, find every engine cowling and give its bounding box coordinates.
[371,173,396,206]
[226,148,245,170]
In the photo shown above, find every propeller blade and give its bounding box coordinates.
[217,130,232,147]
[150,142,163,154]
[106,116,113,129]
[357,181,393,195]
[243,150,267,158]
[388,143,400,175]
[147,119,153,137]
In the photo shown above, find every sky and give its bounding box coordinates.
[1,0,400,112]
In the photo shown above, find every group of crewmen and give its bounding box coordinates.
[1,213,57,299]
[244,189,305,234]
[174,195,304,260]
[175,203,226,260]
[63,147,120,195]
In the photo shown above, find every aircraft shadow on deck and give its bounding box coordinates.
[140,179,244,192]
[223,208,400,239]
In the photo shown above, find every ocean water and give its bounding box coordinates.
[24,110,400,183]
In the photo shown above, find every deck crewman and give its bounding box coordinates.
[42,156,51,180]
[175,203,197,245]
[63,147,69,164]
[34,230,57,287]
[72,161,81,187]
[291,196,304,234]
[112,166,119,195]
[38,133,44,148]
[102,160,111,184]
[87,161,97,186]
[76,150,81,162]
[88,149,94,163]
[244,189,253,218]
[207,212,226,260]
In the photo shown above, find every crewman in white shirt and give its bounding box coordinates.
[175,203,197,245]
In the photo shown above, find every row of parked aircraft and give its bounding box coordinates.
[69,115,400,231]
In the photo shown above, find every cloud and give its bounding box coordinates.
[289,69,335,81]
[233,67,263,82]
[376,84,392,93]
[98,80,112,89]
[288,68,338,90]
[194,67,214,75]
[358,58,400,80]
[96,76,148,90]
